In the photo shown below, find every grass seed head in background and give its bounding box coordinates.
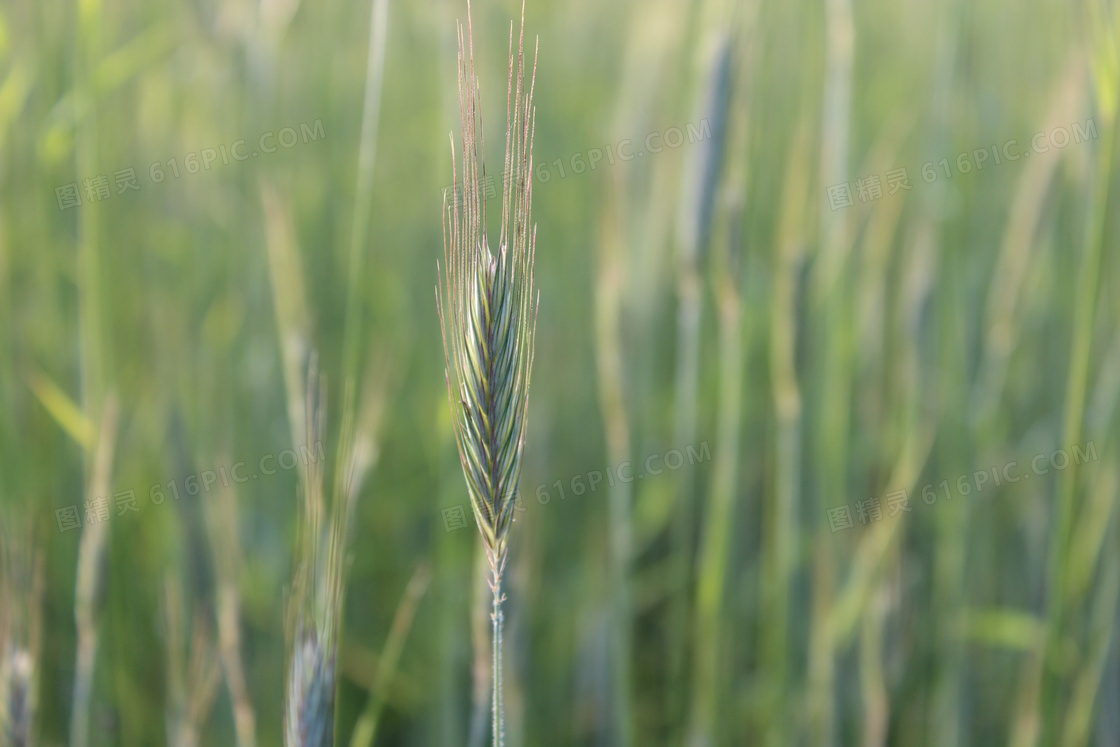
[0,649,34,747]
[284,375,341,747]
[0,524,42,747]
[437,0,539,584]
[284,363,371,747]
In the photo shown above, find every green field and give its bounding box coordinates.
[1,0,1119,744]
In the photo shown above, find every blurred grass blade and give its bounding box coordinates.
[348,562,431,747]
[594,169,633,746]
[342,0,390,384]
[957,608,1043,651]
[24,367,96,451]
[203,480,259,747]
[261,181,313,467]
[69,396,118,747]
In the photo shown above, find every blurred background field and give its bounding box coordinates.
[1,0,1119,745]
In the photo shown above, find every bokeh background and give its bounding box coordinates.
[1,0,1119,744]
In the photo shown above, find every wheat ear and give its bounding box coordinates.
[0,520,43,747]
[284,364,358,747]
[436,3,538,745]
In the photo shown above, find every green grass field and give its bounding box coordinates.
[1,0,1118,744]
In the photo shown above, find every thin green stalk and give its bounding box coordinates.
[490,570,504,747]
[859,590,889,747]
[1060,462,1120,747]
[468,548,491,747]
[930,247,970,747]
[668,264,700,733]
[808,0,853,742]
[69,4,110,742]
[70,399,118,747]
[687,13,750,741]
[74,0,106,416]
[595,171,633,746]
[1013,7,1118,744]
[669,2,734,721]
[687,277,741,747]
[918,1,965,743]
[342,0,389,385]
[348,563,430,747]
[761,123,809,746]
[1039,98,1117,747]
[203,481,258,747]
[807,546,837,747]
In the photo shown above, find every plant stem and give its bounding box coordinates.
[1039,97,1117,747]
[349,563,431,747]
[469,548,491,747]
[491,567,504,747]
[70,400,117,747]
[595,173,633,747]
[342,0,389,385]
[668,263,700,721]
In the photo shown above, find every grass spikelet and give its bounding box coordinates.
[0,521,42,747]
[0,648,34,747]
[284,369,341,747]
[436,3,538,745]
[284,361,374,747]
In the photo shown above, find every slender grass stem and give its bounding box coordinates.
[595,173,633,746]
[342,0,389,385]
[349,563,431,747]
[469,548,492,747]
[204,481,258,747]
[70,399,118,747]
[1039,95,1117,747]
[763,129,809,745]
[490,567,505,747]
[808,0,853,742]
